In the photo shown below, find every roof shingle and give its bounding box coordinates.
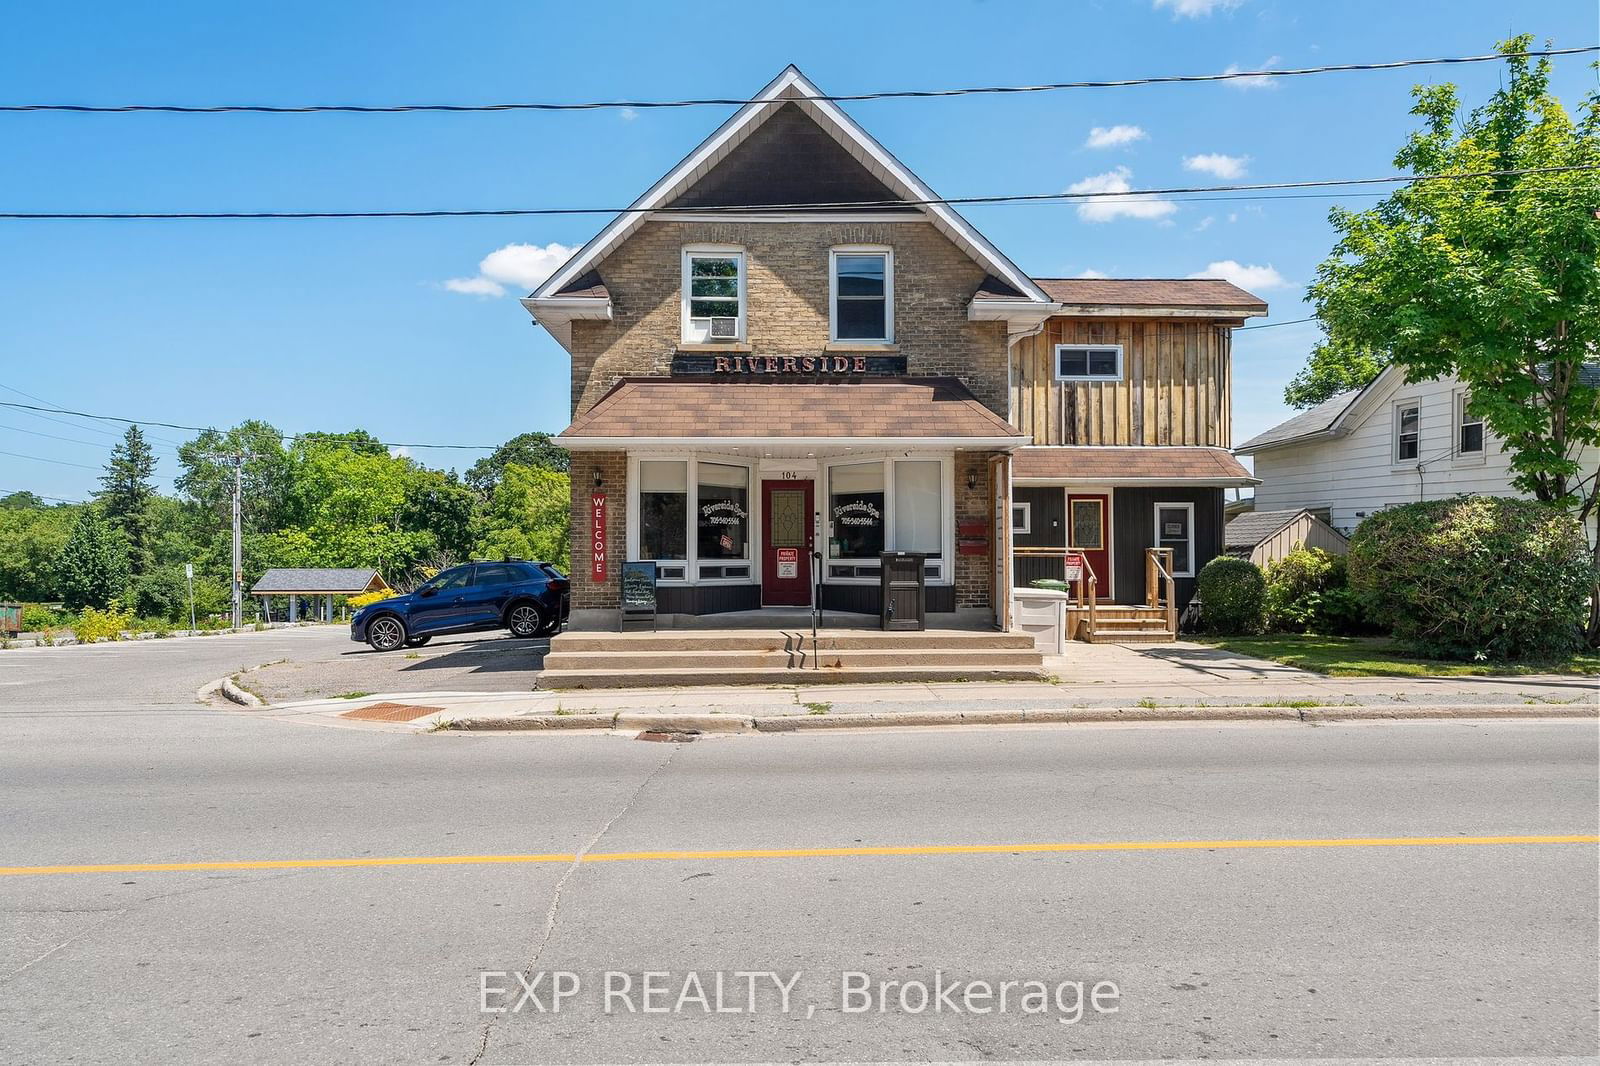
[559,377,1022,441]
[1030,277,1267,311]
[1013,446,1255,482]
[249,568,386,595]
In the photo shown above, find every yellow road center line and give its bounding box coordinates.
[1,835,1594,877]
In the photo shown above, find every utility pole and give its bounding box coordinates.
[232,456,243,627]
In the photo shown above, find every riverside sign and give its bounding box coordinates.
[671,353,907,377]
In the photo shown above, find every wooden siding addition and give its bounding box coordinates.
[1011,318,1234,447]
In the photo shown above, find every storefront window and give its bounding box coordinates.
[828,462,885,559]
[638,460,687,561]
[696,463,749,572]
[892,460,941,554]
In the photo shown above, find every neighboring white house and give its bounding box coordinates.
[1235,365,1599,536]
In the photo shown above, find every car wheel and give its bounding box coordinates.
[507,603,542,638]
[535,616,562,637]
[367,615,407,652]
[404,636,431,648]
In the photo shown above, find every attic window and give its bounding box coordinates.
[682,248,744,343]
[1056,344,1123,382]
[830,248,893,343]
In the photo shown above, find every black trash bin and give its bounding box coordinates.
[878,552,927,631]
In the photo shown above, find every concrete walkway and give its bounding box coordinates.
[243,640,1598,733]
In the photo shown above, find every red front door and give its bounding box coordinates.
[761,480,814,606]
[1066,493,1112,600]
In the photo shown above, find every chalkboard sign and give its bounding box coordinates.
[620,561,657,631]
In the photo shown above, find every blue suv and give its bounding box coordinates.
[350,560,570,651]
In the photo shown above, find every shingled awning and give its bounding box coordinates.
[249,568,389,596]
[558,377,1027,449]
[1013,446,1257,485]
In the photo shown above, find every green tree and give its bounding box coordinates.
[400,470,478,559]
[0,503,78,601]
[176,421,294,535]
[1305,37,1600,636]
[1,491,44,510]
[474,464,570,565]
[54,508,130,611]
[98,425,157,574]
[465,432,569,497]
[1282,341,1384,409]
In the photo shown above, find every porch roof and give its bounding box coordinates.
[558,376,1027,449]
[1012,446,1257,486]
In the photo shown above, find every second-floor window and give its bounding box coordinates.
[1395,403,1420,462]
[1056,344,1123,382]
[683,248,744,343]
[830,248,893,343]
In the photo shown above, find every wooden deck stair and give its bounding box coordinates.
[540,629,1048,689]
[1067,603,1176,644]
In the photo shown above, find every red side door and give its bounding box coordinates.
[1066,493,1112,601]
[761,480,814,606]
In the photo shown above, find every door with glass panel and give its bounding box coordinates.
[1065,493,1111,601]
[761,480,814,606]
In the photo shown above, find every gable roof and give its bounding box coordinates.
[1233,386,1367,454]
[527,65,1051,313]
[1224,509,1318,550]
[249,568,388,595]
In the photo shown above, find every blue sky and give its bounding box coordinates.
[2,0,1595,500]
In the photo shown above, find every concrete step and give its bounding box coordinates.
[551,631,1036,653]
[542,647,1046,672]
[539,663,1050,690]
[1088,629,1176,644]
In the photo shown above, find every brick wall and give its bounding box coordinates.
[568,220,1010,417]
[567,451,626,609]
[954,450,996,610]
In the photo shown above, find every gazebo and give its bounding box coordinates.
[249,568,390,623]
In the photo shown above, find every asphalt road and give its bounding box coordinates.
[1,637,1597,1063]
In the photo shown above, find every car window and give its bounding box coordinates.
[473,564,516,587]
[429,568,473,593]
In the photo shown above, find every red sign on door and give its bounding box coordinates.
[590,493,607,582]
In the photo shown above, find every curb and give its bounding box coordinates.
[198,675,266,708]
[438,702,1597,734]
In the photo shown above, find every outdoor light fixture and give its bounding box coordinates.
[967,472,978,491]
[592,469,604,488]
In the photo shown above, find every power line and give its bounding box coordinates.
[0,420,127,449]
[2,165,1594,221]
[1238,316,1317,331]
[0,489,86,504]
[0,381,185,448]
[0,448,101,470]
[0,399,499,452]
[4,48,1593,114]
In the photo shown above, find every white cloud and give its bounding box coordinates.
[1193,215,1215,232]
[1154,0,1242,16]
[1066,167,1177,223]
[619,107,638,121]
[443,276,506,297]
[388,446,411,459]
[443,241,577,298]
[1084,124,1147,149]
[1188,260,1288,289]
[1075,268,1110,279]
[1183,152,1249,179]
[1224,56,1282,90]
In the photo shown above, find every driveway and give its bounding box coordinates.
[237,629,549,703]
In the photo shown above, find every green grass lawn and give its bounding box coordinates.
[1196,633,1600,678]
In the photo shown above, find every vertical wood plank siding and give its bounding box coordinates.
[1111,486,1224,610]
[1011,319,1234,447]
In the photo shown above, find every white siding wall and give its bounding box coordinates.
[1252,372,1597,535]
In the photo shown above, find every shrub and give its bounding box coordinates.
[1264,546,1367,634]
[74,603,135,642]
[1196,556,1267,634]
[20,604,69,631]
[1347,496,1593,660]
[348,587,397,609]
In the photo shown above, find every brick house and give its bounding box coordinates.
[525,66,1263,635]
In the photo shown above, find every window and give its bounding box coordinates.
[1154,502,1195,577]
[682,249,744,343]
[1069,499,1104,550]
[638,460,688,563]
[830,248,892,343]
[472,564,516,587]
[828,462,886,560]
[1011,501,1031,535]
[1395,403,1420,461]
[1055,345,1123,382]
[696,463,750,580]
[420,567,473,595]
[1458,393,1484,455]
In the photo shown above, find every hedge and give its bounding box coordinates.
[1196,556,1267,634]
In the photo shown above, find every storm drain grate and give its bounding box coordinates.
[340,701,444,722]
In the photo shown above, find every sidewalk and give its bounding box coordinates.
[251,640,1598,735]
